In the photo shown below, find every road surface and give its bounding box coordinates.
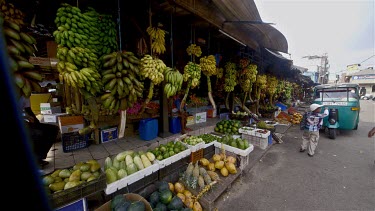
[216,100,375,210]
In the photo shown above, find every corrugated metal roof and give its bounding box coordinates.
[172,0,288,53]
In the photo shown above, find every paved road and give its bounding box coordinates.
[216,100,375,210]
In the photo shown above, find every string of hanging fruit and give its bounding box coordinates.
[200,55,218,110]
[1,1,41,98]
[254,74,267,115]
[238,58,258,106]
[180,44,202,111]
[224,62,237,110]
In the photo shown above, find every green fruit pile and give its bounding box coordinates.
[42,159,102,194]
[214,119,242,135]
[217,135,250,150]
[151,141,187,161]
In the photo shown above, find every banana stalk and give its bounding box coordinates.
[225,92,230,111]
[206,76,216,110]
[234,96,252,116]
[140,82,154,114]
[64,83,72,107]
[180,82,191,111]
[242,92,248,108]
[74,87,82,115]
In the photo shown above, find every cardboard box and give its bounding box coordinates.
[58,115,85,134]
[186,115,195,126]
[43,113,66,123]
[195,112,207,123]
[40,103,52,114]
[100,126,118,143]
[95,193,152,211]
[47,41,58,58]
[207,109,217,118]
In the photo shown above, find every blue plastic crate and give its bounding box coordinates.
[62,132,89,153]
[169,116,181,134]
[139,118,158,141]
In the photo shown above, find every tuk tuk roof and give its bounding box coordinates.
[314,83,360,90]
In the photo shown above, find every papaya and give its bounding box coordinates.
[49,181,65,192]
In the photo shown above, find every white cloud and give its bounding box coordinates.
[255,0,375,73]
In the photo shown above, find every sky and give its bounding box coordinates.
[254,0,375,79]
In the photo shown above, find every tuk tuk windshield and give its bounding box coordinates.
[314,88,359,102]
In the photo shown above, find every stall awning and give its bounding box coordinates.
[172,0,288,53]
[265,48,292,61]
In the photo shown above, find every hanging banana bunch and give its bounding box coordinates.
[1,5,42,98]
[186,43,202,57]
[147,23,166,55]
[266,75,278,106]
[239,62,257,104]
[200,55,218,110]
[139,54,166,113]
[163,67,183,98]
[224,62,237,92]
[254,74,267,115]
[179,43,202,111]
[0,1,25,25]
[223,62,237,110]
[99,51,143,112]
[53,4,117,56]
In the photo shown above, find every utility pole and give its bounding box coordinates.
[302,53,330,84]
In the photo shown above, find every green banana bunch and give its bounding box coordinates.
[239,63,257,92]
[224,62,237,92]
[2,16,42,98]
[57,45,99,68]
[57,61,102,95]
[163,67,183,98]
[140,54,165,85]
[100,51,143,111]
[183,62,201,88]
[200,55,217,76]
[53,4,117,56]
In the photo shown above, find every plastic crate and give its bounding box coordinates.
[50,169,106,209]
[214,147,252,170]
[241,133,268,150]
[61,132,89,153]
[190,148,203,163]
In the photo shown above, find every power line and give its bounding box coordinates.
[359,55,375,64]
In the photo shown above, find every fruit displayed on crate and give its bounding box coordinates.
[147,181,186,210]
[109,193,152,211]
[230,111,249,120]
[42,159,102,194]
[214,119,242,135]
[181,135,204,146]
[197,134,217,144]
[216,135,250,150]
[151,141,188,161]
[104,150,156,184]
[256,120,275,130]
[291,112,303,124]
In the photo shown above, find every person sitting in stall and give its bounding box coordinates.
[20,94,59,168]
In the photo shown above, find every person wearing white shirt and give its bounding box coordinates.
[299,104,329,157]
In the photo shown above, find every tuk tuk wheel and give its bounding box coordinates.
[328,128,336,139]
[354,124,358,130]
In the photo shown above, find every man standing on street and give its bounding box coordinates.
[299,103,329,157]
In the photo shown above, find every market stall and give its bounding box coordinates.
[0,0,314,210]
